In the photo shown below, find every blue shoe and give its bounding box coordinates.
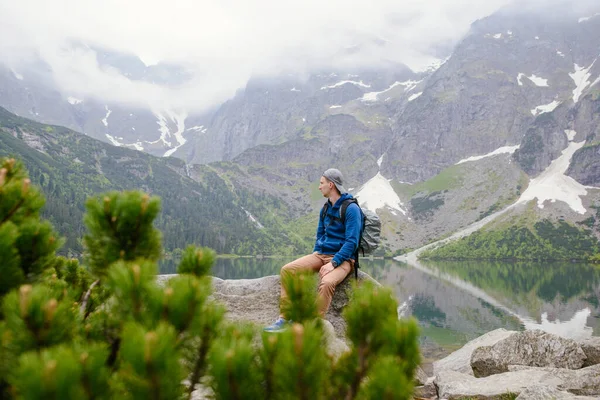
[263,317,290,332]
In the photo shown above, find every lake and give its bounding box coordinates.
[162,257,600,366]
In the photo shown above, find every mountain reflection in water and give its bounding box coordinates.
[160,257,600,357]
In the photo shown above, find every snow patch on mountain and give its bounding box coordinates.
[329,105,342,109]
[578,13,600,23]
[516,137,594,214]
[130,141,144,151]
[570,62,596,103]
[556,50,565,58]
[517,73,549,87]
[102,106,112,127]
[377,154,385,168]
[162,111,187,157]
[290,87,301,92]
[456,145,520,165]
[408,92,422,102]
[187,125,207,134]
[67,97,83,105]
[320,80,371,90]
[242,208,264,229]
[105,134,122,147]
[355,172,406,215]
[153,113,172,147]
[413,57,449,74]
[11,70,23,80]
[565,130,577,141]
[591,76,600,89]
[361,80,421,102]
[105,134,144,151]
[531,100,561,116]
[485,33,502,39]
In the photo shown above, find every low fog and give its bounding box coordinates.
[0,0,598,112]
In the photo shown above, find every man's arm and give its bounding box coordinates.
[313,207,325,252]
[332,203,361,267]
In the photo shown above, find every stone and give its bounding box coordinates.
[415,365,429,386]
[432,328,517,376]
[158,271,379,338]
[579,337,600,367]
[557,364,600,397]
[508,365,600,397]
[515,385,598,400]
[434,368,564,399]
[471,330,587,377]
[413,377,437,399]
[321,319,350,361]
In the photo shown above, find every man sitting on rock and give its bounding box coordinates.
[264,168,362,332]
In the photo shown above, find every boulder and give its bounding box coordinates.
[321,319,350,361]
[557,364,600,396]
[579,337,600,367]
[415,366,429,386]
[432,328,517,376]
[471,330,587,377]
[158,271,379,338]
[413,377,437,400]
[508,365,600,397]
[515,385,598,400]
[434,368,564,399]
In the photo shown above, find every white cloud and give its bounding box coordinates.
[0,0,561,112]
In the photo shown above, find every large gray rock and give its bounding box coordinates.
[516,385,598,400]
[433,328,517,376]
[413,377,437,400]
[471,330,587,377]
[321,319,350,361]
[158,271,378,338]
[580,336,600,367]
[508,365,600,397]
[557,364,600,396]
[415,366,429,386]
[434,368,564,399]
[212,271,379,336]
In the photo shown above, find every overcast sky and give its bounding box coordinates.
[0,0,594,113]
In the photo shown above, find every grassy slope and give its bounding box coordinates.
[0,107,307,258]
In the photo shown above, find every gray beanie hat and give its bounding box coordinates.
[322,168,347,194]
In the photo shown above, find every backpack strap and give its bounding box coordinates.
[340,198,363,280]
[322,198,362,280]
[320,201,329,221]
[339,198,357,223]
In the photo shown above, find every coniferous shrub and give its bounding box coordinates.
[0,157,420,399]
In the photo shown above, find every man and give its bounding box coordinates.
[264,168,362,332]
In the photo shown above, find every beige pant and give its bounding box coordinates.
[280,252,354,317]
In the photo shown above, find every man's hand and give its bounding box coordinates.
[319,262,335,279]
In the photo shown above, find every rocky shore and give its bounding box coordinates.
[157,273,600,399]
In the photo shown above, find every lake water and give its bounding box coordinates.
[163,257,600,366]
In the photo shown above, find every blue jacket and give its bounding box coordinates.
[313,193,362,267]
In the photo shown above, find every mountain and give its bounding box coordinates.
[182,65,418,164]
[2,2,600,258]
[0,107,311,261]
[0,48,213,158]
[188,2,600,257]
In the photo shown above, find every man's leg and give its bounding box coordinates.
[317,259,354,316]
[279,253,325,318]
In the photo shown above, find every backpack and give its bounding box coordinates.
[320,198,382,277]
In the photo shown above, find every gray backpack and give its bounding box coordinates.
[321,198,382,256]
